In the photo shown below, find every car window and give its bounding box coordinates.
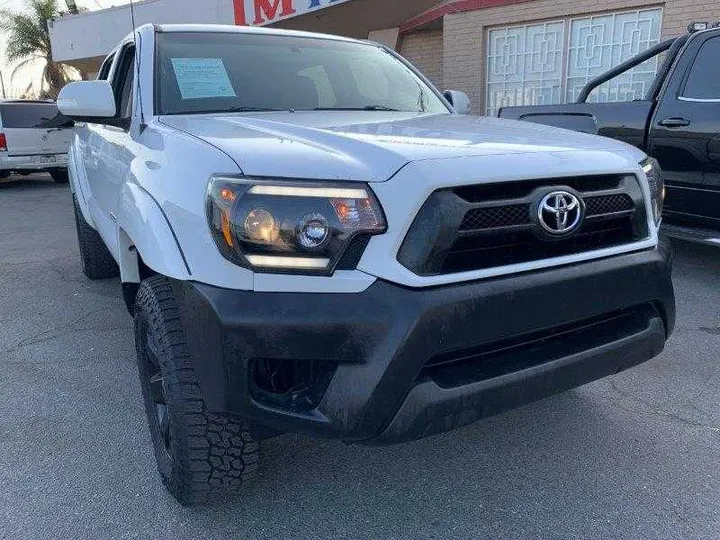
[682,37,720,100]
[0,103,72,129]
[118,54,135,119]
[155,32,448,115]
[110,46,135,122]
[97,53,115,81]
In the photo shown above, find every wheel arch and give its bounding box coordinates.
[116,183,191,312]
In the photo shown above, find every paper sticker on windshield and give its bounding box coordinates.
[171,58,236,100]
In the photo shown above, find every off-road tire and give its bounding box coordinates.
[134,276,259,506]
[72,194,119,280]
[51,170,69,184]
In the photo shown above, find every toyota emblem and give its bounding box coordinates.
[537,191,583,235]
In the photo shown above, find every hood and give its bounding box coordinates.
[160,112,645,182]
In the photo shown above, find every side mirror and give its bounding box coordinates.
[58,81,123,127]
[444,90,471,115]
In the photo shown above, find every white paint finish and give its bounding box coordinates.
[117,183,191,282]
[0,102,72,159]
[49,0,236,63]
[72,24,655,295]
[253,270,376,293]
[58,81,117,118]
[160,112,642,183]
[359,150,657,288]
[444,90,471,115]
[0,153,68,171]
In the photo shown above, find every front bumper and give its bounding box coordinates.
[174,242,674,444]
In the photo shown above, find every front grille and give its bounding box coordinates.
[460,204,529,230]
[423,304,655,389]
[585,193,634,216]
[459,193,635,232]
[397,175,648,276]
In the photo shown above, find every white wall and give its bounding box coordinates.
[49,0,235,62]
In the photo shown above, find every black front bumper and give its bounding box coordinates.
[173,243,675,444]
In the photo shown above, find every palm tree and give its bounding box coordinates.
[0,0,79,99]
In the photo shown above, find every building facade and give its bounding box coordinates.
[49,0,720,114]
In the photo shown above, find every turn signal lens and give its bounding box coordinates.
[642,158,664,225]
[206,177,387,274]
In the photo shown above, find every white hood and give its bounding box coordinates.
[160,112,646,182]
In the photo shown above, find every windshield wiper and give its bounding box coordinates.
[207,106,285,114]
[314,106,404,112]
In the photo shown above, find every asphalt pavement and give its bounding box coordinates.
[1,173,719,540]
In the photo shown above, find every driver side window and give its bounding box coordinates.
[110,45,136,125]
[681,37,720,101]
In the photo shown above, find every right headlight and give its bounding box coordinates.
[642,157,664,225]
[206,176,387,275]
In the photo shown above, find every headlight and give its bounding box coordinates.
[642,157,664,224]
[206,177,387,274]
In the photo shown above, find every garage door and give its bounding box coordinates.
[486,8,663,115]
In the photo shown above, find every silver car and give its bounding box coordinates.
[0,100,73,183]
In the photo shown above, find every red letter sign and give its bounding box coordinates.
[253,0,296,24]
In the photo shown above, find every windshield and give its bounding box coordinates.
[155,32,449,115]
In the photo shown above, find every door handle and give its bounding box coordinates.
[659,117,690,128]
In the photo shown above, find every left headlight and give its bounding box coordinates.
[206,177,387,274]
[642,157,664,225]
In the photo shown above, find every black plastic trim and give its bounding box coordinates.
[171,243,674,444]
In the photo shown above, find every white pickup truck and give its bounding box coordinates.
[58,24,675,505]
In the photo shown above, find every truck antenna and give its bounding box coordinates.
[129,0,146,131]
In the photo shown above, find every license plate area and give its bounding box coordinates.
[31,155,58,164]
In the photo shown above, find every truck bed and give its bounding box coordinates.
[498,101,654,151]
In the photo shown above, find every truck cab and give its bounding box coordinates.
[499,23,720,242]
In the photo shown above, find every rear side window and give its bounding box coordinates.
[682,37,720,100]
[0,104,72,129]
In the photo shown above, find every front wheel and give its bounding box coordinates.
[134,276,259,506]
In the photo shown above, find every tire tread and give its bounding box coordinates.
[135,276,258,506]
[73,194,119,280]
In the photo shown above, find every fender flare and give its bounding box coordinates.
[116,183,191,283]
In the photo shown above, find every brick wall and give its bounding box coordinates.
[400,29,444,89]
[442,0,720,114]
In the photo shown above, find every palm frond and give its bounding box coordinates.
[10,57,41,80]
[0,0,78,97]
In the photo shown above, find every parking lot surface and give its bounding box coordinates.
[1,173,719,540]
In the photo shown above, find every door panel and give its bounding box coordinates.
[648,32,720,226]
[82,45,136,253]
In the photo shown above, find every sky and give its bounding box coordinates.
[0,0,131,97]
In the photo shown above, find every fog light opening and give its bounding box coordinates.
[250,358,337,412]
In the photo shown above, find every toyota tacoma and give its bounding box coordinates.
[58,24,675,505]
